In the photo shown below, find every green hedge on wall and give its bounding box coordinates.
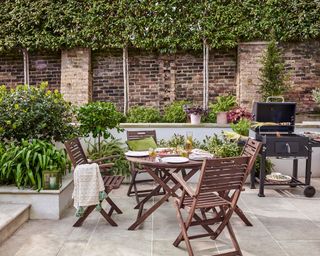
[0,0,319,52]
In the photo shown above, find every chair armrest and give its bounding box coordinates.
[171,173,195,197]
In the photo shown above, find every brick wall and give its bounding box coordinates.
[92,49,237,110]
[29,51,61,91]
[237,41,320,113]
[0,51,24,88]
[283,41,320,113]
[0,50,61,91]
[60,48,92,105]
[92,49,124,111]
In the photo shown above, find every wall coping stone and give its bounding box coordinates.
[120,123,320,129]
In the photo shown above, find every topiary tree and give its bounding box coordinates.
[76,101,124,153]
[259,38,290,101]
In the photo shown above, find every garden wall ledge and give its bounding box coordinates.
[120,122,320,129]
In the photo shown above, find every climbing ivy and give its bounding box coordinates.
[0,0,319,52]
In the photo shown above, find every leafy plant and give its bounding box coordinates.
[207,95,237,122]
[77,101,124,153]
[312,88,320,105]
[0,83,76,143]
[231,118,251,136]
[227,107,253,123]
[201,134,241,158]
[87,138,129,177]
[0,139,70,190]
[184,105,208,116]
[126,106,161,123]
[255,157,274,176]
[259,38,290,100]
[158,134,201,149]
[162,101,189,123]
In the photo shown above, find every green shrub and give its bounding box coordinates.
[0,139,70,190]
[0,83,75,142]
[207,95,237,122]
[231,118,251,136]
[87,139,129,177]
[162,101,189,123]
[126,106,161,123]
[201,134,241,157]
[77,101,124,152]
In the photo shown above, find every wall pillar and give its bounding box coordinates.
[61,48,92,105]
[236,42,267,110]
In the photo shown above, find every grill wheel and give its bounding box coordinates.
[304,186,316,197]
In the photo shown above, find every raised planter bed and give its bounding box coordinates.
[0,174,73,220]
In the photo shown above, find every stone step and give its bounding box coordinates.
[0,203,30,244]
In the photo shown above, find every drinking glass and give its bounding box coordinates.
[185,131,193,152]
[148,147,157,158]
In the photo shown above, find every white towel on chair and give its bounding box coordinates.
[73,163,105,209]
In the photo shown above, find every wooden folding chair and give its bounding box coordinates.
[172,156,251,256]
[126,130,165,203]
[65,138,124,227]
[233,138,262,226]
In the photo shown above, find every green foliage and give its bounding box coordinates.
[206,95,237,122]
[231,119,251,136]
[158,134,201,149]
[0,139,70,190]
[87,138,130,177]
[201,134,241,158]
[259,38,290,100]
[126,106,161,123]
[162,101,189,123]
[77,101,124,152]
[1,1,319,52]
[312,88,320,105]
[255,156,274,176]
[0,83,75,143]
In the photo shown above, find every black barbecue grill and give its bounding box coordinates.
[250,97,316,197]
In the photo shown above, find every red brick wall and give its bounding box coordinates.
[92,49,124,111]
[92,49,237,110]
[29,51,61,91]
[0,50,61,91]
[283,41,320,113]
[0,51,24,87]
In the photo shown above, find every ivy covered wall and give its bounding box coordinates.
[0,0,319,52]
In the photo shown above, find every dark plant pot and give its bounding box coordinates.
[217,112,228,125]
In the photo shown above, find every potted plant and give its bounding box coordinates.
[184,105,207,124]
[312,88,320,111]
[209,95,237,124]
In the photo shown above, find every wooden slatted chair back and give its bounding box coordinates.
[64,138,88,167]
[127,130,157,142]
[241,138,262,176]
[196,156,250,203]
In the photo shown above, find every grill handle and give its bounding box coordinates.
[266,96,285,103]
[286,143,291,154]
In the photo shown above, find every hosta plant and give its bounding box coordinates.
[0,140,70,191]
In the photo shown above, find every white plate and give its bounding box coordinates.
[161,157,189,164]
[125,151,149,157]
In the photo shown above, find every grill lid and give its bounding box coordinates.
[252,101,296,133]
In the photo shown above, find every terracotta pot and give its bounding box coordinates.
[216,112,228,124]
[190,113,201,124]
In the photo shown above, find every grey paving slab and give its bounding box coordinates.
[1,181,320,256]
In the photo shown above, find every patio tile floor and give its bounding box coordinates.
[1,179,320,256]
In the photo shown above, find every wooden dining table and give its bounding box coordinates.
[126,156,203,230]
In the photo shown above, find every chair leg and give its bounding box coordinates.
[73,205,96,227]
[226,221,243,256]
[100,208,118,227]
[173,201,194,256]
[105,196,123,215]
[234,205,253,226]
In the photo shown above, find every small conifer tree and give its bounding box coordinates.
[259,38,289,101]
